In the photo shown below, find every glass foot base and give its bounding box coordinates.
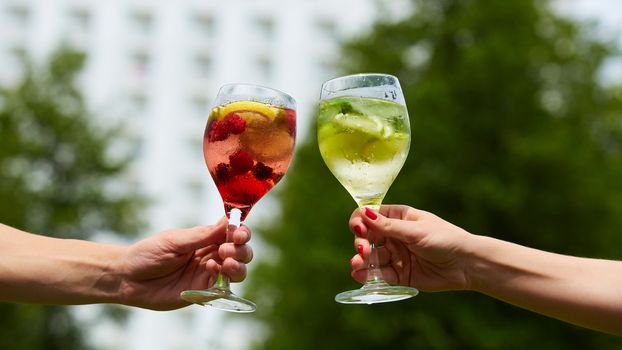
[181,288,256,313]
[335,282,418,304]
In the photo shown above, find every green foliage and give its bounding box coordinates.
[246,0,622,349]
[0,47,145,349]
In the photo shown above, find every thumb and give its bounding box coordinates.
[164,217,228,253]
[361,207,421,244]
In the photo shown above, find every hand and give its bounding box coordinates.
[348,205,473,292]
[117,218,253,310]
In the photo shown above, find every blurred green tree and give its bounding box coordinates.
[0,47,145,349]
[246,0,622,349]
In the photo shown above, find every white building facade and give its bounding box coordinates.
[0,1,376,349]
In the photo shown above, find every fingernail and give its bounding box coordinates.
[357,245,364,256]
[349,257,355,267]
[364,207,378,220]
[354,225,362,237]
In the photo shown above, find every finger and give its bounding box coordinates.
[230,224,252,245]
[354,237,371,257]
[205,258,221,275]
[222,258,247,282]
[204,259,221,288]
[350,207,365,221]
[350,253,366,271]
[163,217,228,253]
[353,237,391,265]
[385,238,412,286]
[378,204,424,220]
[219,243,253,264]
[349,211,367,238]
[351,263,367,284]
[350,205,425,239]
[194,244,219,258]
[361,207,422,244]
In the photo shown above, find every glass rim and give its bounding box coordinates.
[319,73,405,105]
[216,83,296,109]
[321,73,400,93]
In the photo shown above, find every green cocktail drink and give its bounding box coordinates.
[317,73,418,305]
[318,96,410,208]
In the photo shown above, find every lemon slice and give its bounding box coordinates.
[217,100,278,120]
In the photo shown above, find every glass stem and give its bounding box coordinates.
[212,208,242,291]
[365,243,384,285]
[361,206,386,286]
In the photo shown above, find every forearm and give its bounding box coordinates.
[467,235,622,335]
[0,224,125,305]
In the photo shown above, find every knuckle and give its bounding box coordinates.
[382,218,393,232]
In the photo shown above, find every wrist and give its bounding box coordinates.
[45,239,128,305]
[89,243,127,304]
[462,234,496,293]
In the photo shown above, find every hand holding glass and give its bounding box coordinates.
[317,73,418,304]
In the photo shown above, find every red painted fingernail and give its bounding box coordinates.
[364,207,378,220]
[354,225,362,237]
[357,245,364,256]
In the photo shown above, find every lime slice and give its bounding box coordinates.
[217,100,278,120]
[317,121,341,143]
[333,113,390,138]
[348,99,406,123]
[319,131,371,162]
[361,132,409,161]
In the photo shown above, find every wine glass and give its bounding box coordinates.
[181,83,296,312]
[317,73,418,304]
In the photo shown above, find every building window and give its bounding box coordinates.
[188,136,203,158]
[256,55,272,79]
[129,92,147,114]
[131,10,152,34]
[194,54,212,78]
[315,18,337,38]
[69,7,90,32]
[254,16,274,40]
[131,50,151,78]
[190,95,209,118]
[185,178,204,202]
[6,3,30,27]
[129,137,144,161]
[64,8,91,48]
[316,57,337,80]
[193,14,214,37]
[9,45,28,66]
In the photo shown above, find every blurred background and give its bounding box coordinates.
[1,0,621,349]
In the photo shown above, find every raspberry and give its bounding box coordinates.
[272,172,284,183]
[215,163,230,182]
[253,162,273,180]
[285,109,296,136]
[224,113,246,134]
[229,150,254,174]
[208,120,229,142]
[217,173,272,208]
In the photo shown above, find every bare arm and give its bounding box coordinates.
[468,235,622,335]
[349,205,622,335]
[0,221,253,310]
[0,223,123,305]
